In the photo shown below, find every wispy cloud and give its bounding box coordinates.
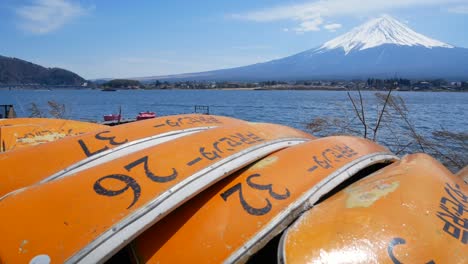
[324,23,342,32]
[294,17,323,33]
[232,0,466,33]
[447,5,468,14]
[16,0,87,34]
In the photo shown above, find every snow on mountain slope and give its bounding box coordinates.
[137,15,468,81]
[318,15,453,54]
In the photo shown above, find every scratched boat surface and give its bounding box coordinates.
[0,118,106,152]
[128,136,397,263]
[0,114,244,197]
[279,153,468,264]
[457,166,468,185]
[0,122,313,263]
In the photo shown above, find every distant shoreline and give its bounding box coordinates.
[0,87,466,92]
[216,87,467,92]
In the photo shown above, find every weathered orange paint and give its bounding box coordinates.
[457,166,468,185]
[0,114,244,197]
[281,154,468,264]
[0,118,106,152]
[0,122,313,263]
[131,136,395,263]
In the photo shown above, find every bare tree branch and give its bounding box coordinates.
[347,90,367,138]
[28,103,44,118]
[305,90,466,172]
[373,88,393,141]
[48,101,66,119]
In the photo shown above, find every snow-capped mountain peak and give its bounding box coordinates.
[141,14,468,81]
[318,15,454,54]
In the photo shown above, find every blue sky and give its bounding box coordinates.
[1,0,468,79]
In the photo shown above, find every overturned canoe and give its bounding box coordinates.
[0,122,313,263]
[126,136,397,263]
[0,118,106,152]
[0,114,244,197]
[280,153,468,264]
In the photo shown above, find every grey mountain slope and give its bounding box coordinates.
[136,16,468,82]
[0,55,86,85]
[140,45,468,81]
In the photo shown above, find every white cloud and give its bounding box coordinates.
[16,0,86,34]
[232,0,467,33]
[324,23,342,32]
[448,5,468,13]
[294,17,323,33]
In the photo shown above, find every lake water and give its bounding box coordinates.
[1,89,467,157]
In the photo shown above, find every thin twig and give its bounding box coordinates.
[357,89,368,139]
[373,88,393,141]
[389,95,426,152]
[395,142,413,155]
[28,103,44,118]
[347,91,367,138]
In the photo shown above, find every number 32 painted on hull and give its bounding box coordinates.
[220,173,290,216]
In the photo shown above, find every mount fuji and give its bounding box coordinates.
[142,15,468,81]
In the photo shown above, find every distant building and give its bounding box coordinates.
[414,81,432,90]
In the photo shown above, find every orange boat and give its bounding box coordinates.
[125,136,397,263]
[0,122,313,263]
[0,114,245,197]
[0,118,106,152]
[280,153,468,264]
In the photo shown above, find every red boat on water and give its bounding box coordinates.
[136,111,156,120]
[103,114,121,122]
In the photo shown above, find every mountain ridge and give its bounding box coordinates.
[135,15,468,82]
[0,55,86,85]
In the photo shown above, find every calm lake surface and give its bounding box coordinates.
[1,89,467,145]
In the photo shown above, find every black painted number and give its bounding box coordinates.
[246,174,290,200]
[220,173,290,216]
[93,155,178,209]
[221,183,272,215]
[95,131,128,145]
[94,174,141,209]
[124,156,177,183]
[78,131,129,157]
[387,237,435,264]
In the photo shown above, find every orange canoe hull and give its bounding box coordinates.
[130,136,397,263]
[0,122,313,263]
[0,118,106,152]
[280,153,468,264]
[0,114,245,197]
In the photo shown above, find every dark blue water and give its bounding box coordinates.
[1,89,467,143]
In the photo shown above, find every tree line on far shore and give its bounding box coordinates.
[99,78,468,91]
